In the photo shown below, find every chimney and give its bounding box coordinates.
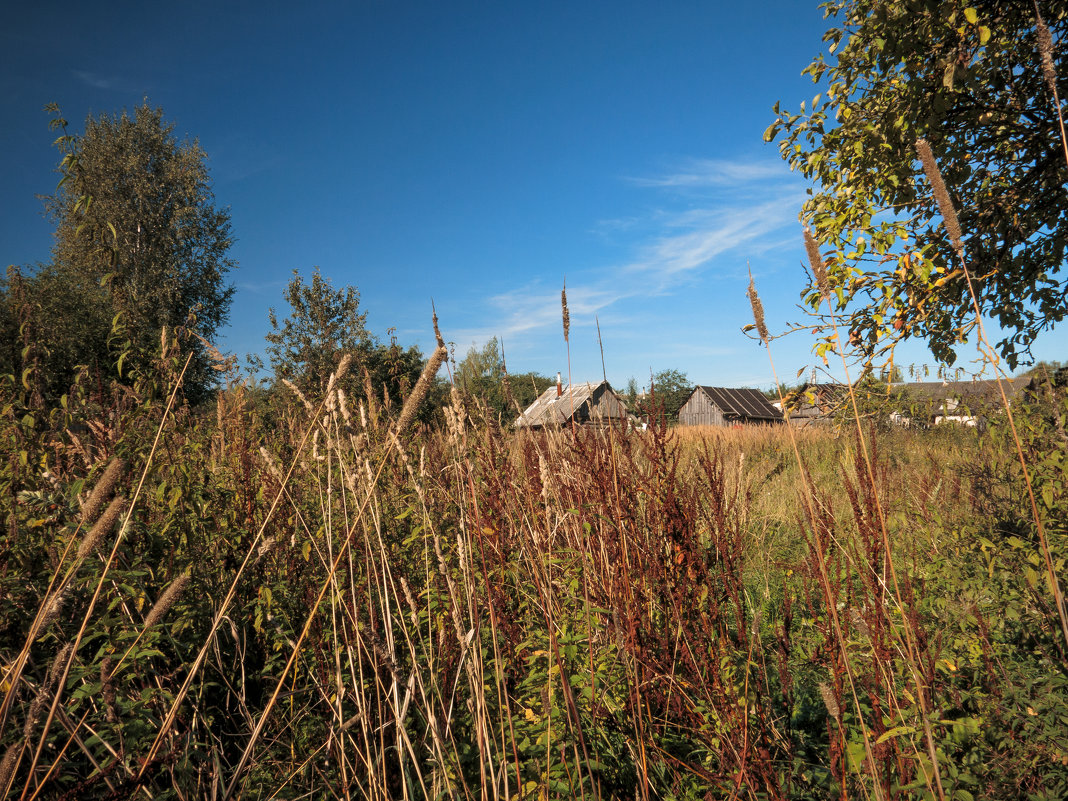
[556,372,563,397]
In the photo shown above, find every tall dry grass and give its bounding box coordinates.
[4,342,1064,800]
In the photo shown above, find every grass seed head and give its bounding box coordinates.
[1036,5,1058,93]
[804,227,831,300]
[747,277,769,343]
[916,138,964,255]
[335,352,353,381]
[397,344,448,435]
[818,681,840,720]
[77,495,126,559]
[0,745,18,796]
[81,457,125,526]
[282,379,313,412]
[561,282,570,343]
[337,388,352,425]
[432,306,445,348]
[258,446,285,484]
[24,643,75,739]
[39,586,71,631]
[144,571,191,631]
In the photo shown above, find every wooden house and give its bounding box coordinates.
[887,379,1027,426]
[678,386,783,427]
[777,383,846,427]
[515,380,629,429]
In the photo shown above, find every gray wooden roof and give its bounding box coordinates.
[693,386,783,422]
[514,380,627,428]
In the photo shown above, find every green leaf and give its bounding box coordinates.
[875,724,917,744]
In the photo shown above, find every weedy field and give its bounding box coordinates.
[1,343,1066,800]
[5,2,1068,797]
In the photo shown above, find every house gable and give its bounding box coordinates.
[679,386,782,426]
[515,380,627,428]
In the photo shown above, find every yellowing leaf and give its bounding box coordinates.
[875,724,917,744]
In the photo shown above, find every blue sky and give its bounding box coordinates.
[3,1,1063,391]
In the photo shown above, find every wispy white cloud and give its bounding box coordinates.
[236,279,290,294]
[625,194,805,281]
[457,157,806,354]
[72,70,118,90]
[449,283,629,348]
[628,158,789,189]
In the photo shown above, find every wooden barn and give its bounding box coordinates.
[515,380,629,429]
[678,386,783,427]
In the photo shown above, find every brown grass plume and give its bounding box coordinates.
[916,137,964,255]
[80,457,125,526]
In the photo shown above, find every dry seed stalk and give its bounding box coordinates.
[1035,2,1057,92]
[77,496,126,559]
[1034,1,1068,173]
[918,133,1068,656]
[337,388,352,425]
[100,655,118,723]
[432,304,445,348]
[396,344,448,434]
[258,446,285,484]
[804,227,831,300]
[143,571,191,631]
[24,643,74,739]
[38,589,70,632]
[335,352,353,381]
[818,681,840,721]
[916,138,964,255]
[561,282,570,343]
[80,458,125,526]
[282,379,313,412]
[747,276,769,343]
[0,746,16,796]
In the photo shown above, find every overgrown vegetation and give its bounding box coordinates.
[1,353,1066,799]
[2,2,1068,797]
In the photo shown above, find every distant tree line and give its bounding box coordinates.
[0,101,713,431]
[0,104,443,425]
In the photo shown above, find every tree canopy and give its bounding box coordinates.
[265,268,433,420]
[768,1,1068,372]
[455,337,554,423]
[266,267,373,393]
[45,103,235,400]
[650,368,691,421]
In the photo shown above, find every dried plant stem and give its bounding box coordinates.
[802,233,947,801]
[1034,2,1068,171]
[16,352,195,801]
[396,344,447,435]
[76,495,126,559]
[80,457,126,526]
[917,139,1068,655]
[221,332,455,799]
[915,139,963,255]
[749,269,886,801]
[561,280,575,432]
[0,468,129,738]
[136,384,332,785]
